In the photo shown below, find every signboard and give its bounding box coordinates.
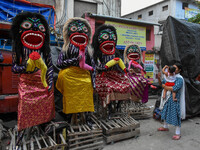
[144,53,154,83]
[185,8,200,20]
[105,21,146,51]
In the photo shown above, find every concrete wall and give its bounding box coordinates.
[66,0,121,19]
[122,1,171,24]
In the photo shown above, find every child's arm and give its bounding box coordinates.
[162,65,169,77]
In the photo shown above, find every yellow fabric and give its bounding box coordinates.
[26,58,48,88]
[106,58,126,70]
[56,66,94,114]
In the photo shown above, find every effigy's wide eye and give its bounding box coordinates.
[101,33,109,40]
[21,21,32,29]
[70,26,78,32]
[39,24,46,32]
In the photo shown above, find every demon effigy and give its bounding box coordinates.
[11,12,55,131]
[56,17,95,123]
[124,44,148,103]
[92,24,131,108]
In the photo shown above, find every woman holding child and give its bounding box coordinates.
[158,63,186,140]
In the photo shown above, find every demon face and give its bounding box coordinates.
[20,17,46,50]
[98,28,117,55]
[126,45,141,61]
[68,20,89,47]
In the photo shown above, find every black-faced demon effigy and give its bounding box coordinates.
[11,12,55,131]
[124,44,148,103]
[92,24,131,113]
[56,17,95,124]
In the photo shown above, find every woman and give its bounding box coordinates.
[158,63,186,140]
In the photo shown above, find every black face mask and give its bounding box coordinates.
[20,17,46,50]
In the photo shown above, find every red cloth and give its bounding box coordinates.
[95,70,131,106]
[18,70,55,131]
[165,82,175,86]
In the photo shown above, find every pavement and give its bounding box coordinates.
[103,97,200,150]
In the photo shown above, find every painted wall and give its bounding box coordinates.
[175,0,199,19]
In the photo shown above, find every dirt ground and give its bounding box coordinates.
[103,98,200,150]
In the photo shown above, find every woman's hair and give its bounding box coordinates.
[174,62,183,73]
[169,66,176,73]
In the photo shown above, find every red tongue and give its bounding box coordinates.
[26,35,41,44]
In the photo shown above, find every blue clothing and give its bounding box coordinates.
[161,77,183,127]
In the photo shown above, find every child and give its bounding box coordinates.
[162,65,177,101]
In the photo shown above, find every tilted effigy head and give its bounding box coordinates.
[124,44,142,65]
[62,18,92,52]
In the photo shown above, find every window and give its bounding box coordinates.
[182,2,188,10]
[146,29,151,41]
[162,5,168,11]
[149,11,153,16]
[138,14,142,19]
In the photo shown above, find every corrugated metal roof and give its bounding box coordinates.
[87,13,161,26]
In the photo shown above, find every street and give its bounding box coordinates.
[103,98,200,150]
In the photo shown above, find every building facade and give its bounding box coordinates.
[26,0,121,28]
[122,0,199,49]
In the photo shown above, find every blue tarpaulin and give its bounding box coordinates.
[0,0,55,27]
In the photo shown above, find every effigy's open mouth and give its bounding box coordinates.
[128,53,140,60]
[100,41,115,55]
[21,30,44,50]
[70,33,88,46]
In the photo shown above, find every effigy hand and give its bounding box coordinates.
[26,52,48,89]
[105,58,126,73]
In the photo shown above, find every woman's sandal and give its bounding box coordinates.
[172,135,181,140]
[157,127,169,131]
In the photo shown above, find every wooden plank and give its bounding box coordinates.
[13,130,16,150]
[70,137,103,147]
[48,136,57,145]
[70,125,75,133]
[8,130,13,150]
[116,119,126,127]
[91,116,101,128]
[85,144,104,150]
[120,118,131,126]
[106,129,140,143]
[34,135,42,149]
[69,133,102,142]
[68,130,102,137]
[105,123,140,135]
[41,136,49,147]
[82,124,87,132]
[84,124,91,131]
[22,138,27,150]
[110,120,121,128]
[70,141,103,150]
[101,120,113,129]
[30,138,34,150]
[78,124,82,132]
[59,133,67,144]
[99,120,108,130]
